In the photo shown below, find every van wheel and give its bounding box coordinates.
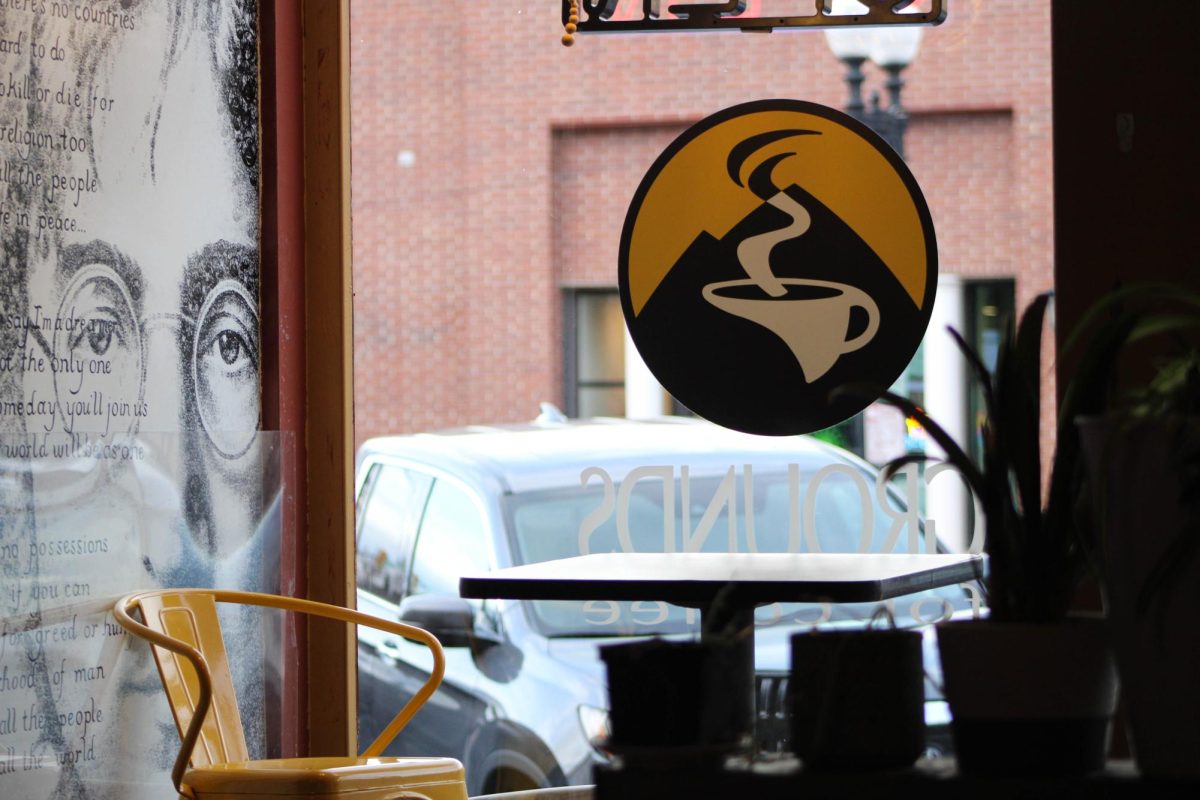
[483,763,543,794]
[467,723,565,795]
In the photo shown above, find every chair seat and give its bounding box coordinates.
[183,755,467,799]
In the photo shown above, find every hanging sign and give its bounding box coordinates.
[564,0,946,34]
[619,99,937,436]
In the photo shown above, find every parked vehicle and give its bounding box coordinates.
[355,415,978,794]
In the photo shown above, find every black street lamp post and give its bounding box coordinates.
[824,1,923,158]
[819,1,924,454]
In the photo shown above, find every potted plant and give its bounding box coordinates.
[788,610,926,771]
[1072,287,1200,781]
[600,636,749,762]
[864,291,1119,777]
[599,590,753,766]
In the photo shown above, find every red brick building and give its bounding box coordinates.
[350,1,1053,450]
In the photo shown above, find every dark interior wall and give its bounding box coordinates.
[1051,4,1200,759]
[1052,1,1200,381]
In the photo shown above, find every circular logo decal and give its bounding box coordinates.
[619,99,937,436]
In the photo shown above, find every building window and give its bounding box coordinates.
[964,279,1016,465]
[564,289,626,417]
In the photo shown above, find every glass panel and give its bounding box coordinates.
[407,480,490,603]
[965,280,1015,464]
[355,465,433,604]
[578,386,626,418]
[0,431,286,797]
[506,462,969,637]
[577,293,626,383]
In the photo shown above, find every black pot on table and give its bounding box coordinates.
[789,628,925,771]
[600,637,750,763]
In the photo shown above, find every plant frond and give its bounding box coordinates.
[872,389,986,497]
[879,452,931,482]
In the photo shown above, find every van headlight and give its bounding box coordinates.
[577,704,610,751]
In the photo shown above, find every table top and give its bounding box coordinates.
[460,552,983,607]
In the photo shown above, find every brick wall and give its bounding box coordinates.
[350,0,1054,447]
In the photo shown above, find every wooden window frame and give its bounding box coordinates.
[260,0,355,757]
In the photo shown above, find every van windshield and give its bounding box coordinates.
[504,464,973,638]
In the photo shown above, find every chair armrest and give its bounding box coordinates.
[217,590,447,758]
[115,589,447,769]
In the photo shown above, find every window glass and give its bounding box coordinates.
[506,463,968,637]
[577,292,625,385]
[408,479,491,602]
[568,290,628,417]
[578,385,626,418]
[965,279,1016,464]
[355,464,433,604]
[509,465,922,562]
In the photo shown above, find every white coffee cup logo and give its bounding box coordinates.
[701,189,881,382]
[703,278,879,382]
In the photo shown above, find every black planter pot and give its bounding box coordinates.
[936,617,1118,777]
[789,628,925,770]
[600,638,750,754]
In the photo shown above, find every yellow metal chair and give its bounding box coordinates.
[114,589,468,800]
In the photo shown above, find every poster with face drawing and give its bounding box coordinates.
[0,3,278,798]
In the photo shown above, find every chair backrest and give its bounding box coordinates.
[115,588,448,797]
[130,591,250,767]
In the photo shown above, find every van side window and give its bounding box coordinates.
[356,464,434,605]
[408,479,490,605]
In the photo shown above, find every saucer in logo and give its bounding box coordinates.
[618,99,937,436]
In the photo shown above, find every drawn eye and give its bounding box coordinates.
[201,324,253,372]
[86,320,115,356]
[65,302,131,359]
[216,330,244,366]
[54,265,140,427]
[194,281,259,458]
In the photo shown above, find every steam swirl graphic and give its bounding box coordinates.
[726,130,821,296]
[703,128,880,384]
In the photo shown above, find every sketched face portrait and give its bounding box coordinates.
[0,5,263,796]
[16,1,262,562]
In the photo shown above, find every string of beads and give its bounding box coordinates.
[562,0,579,46]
